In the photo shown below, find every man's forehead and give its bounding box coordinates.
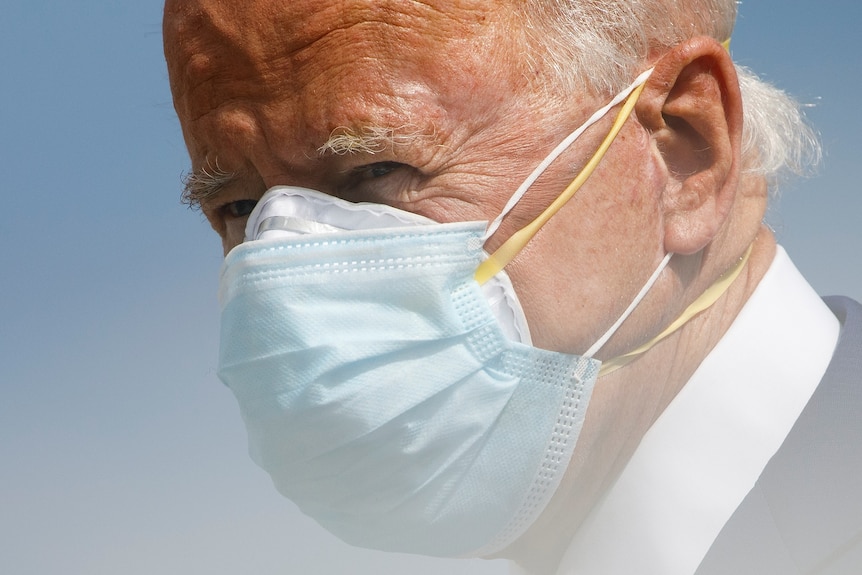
[164,0,525,142]
[164,0,511,109]
[164,0,499,60]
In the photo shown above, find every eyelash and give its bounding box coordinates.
[224,199,258,218]
[219,161,412,219]
[354,161,404,180]
[336,161,416,203]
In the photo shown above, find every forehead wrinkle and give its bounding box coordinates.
[285,17,485,153]
[166,0,516,123]
[166,1,301,123]
[282,0,495,57]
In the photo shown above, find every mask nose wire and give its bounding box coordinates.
[475,68,654,286]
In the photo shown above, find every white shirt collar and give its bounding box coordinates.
[540,247,840,575]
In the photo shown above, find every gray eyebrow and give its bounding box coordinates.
[181,158,239,208]
[317,124,436,157]
[179,125,436,208]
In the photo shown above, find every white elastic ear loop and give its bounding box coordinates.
[482,68,655,243]
[583,252,674,359]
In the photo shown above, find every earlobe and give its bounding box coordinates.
[636,37,743,255]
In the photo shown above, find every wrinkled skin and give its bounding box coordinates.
[164,1,773,572]
[165,0,670,356]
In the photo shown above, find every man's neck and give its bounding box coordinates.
[499,230,778,575]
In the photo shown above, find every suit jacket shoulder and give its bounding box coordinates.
[697,297,862,575]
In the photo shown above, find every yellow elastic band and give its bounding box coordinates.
[597,243,752,377]
[474,82,647,285]
[475,38,730,287]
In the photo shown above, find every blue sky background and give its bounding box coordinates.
[1,2,859,574]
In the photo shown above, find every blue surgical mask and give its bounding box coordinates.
[217,70,665,557]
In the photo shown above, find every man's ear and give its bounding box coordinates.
[636,36,743,255]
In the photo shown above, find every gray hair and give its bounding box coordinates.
[520,0,820,189]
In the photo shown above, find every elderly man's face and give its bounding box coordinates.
[164,0,666,357]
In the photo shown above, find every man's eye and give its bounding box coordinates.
[358,161,405,179]
[342,161,420,204]
[224,199,258,218]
